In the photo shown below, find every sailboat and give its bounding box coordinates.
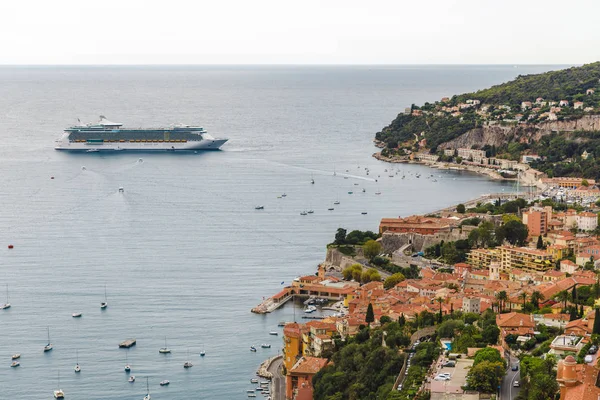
[184,349,193,368]
[74,349,81,373]
[143,377,151,400]
[53,372,65,399]
[310,173,315,184]
[159,337,171,354]
[101,285,108,309]
[200,344,206,357]
[125,352,131,372]
[1,284,10,309]
[44,327,53,352]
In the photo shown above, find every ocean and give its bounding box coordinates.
[0,64,558,399]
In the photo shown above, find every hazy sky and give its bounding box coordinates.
[2,0,599,65]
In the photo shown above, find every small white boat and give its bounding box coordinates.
[250,346,257,352]
[250,378,259,384]
[11,361,20,368]
[159,337,171,354]
[333,200,340,205]
[85,149,99,153]
[72,312,82,318]
[375,191,381,195]
[261,344,271,348]
[307,210,314,214]
[159,380,170,386]
[269,331,278,336]
[248,395,257,398]
[118,187,124,192]
[300,211,307,216]
[11,354,20,360]
[304,306,316,313]
[281,193,287,197]
[125,364,131,372]
[44,327,53,352]
[200,350,206,357]
[144,377,151,400]
[247,389,255,393]
[54,372,65,399]
[101,285,108,309]
[129,375,135,383]
[74,349,81,373]
[255,205,264,210]
[1,284,11,309]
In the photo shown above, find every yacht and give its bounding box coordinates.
[159,380,170,386]
[304,305,317,313]
[1,284,10,309]
[54,372,65,399]
[184,350,193,368]
[74,350,81,373]
[11,361,20,368]
[11,354,20,360]
[101,285,108,309]
[144,377,151,400]
[44,327,53,352]
[159,337,171,354]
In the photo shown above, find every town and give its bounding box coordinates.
[255,176,600,400]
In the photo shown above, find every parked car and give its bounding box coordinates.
[513,381,520,387]
[585,355,593,363]
[443,361,456,367]
[589,346,598,355]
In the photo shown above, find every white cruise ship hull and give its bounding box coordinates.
[55,138,228,152]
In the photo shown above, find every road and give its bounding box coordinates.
[500,354,521,400]
[268,357,285,400]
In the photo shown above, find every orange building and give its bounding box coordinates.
[557,355,600,400]
[523,207,550,236]
[285,356,328,400]
[283,323,303,373]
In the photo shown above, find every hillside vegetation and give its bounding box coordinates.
[376,62,600,155]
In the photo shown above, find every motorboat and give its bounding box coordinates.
[200,350,206,357]
[250,346,257,352]
[300,211,307,216]
[255,205,264,210]
[304,305,317,313]
[347,191,353,194]
[248,395,257,398]
[307,210,314,214]
[11,361,19,368]
[129,375,135,382]
[125,364,131,372]
[247,389,256,393]
[361,212,368,215]
[118,187,124,192]
[11,354,20,360]
[333,200,340,205]
[251,378,259,383]
[328,208,334,211]
[159,380,170,386]
[184,361,193,368]
[261,344,271,348]
[74,363,81,373]
[281,193,287,197]
[277,322,286,327]
[375,191,381,195]
[269,331,278,336]
[72,312,82,318]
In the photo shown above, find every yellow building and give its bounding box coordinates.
[499,246,554,273]
[467,248,500,269]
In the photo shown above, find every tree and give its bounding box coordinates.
[361,268,381,284]
[383,273,406,290]
[482,325,500,345]
[456,204,466,214]
[582,179,590,187]
[473,347,505,367]
[594,308,600,335]
[334,228,347,245]
[518,292,528,309]
[380,315,392,325]
[466,360,504,393]
[496,291,508,312]
[555,290,570,310]
[572,286,578,303]
[398,314,406,327]
[496,220,529,246]
[530,290,545,309]
[343,264,363,281]
[436,297,444,323]
[363,240,383,260]
[536,235,544,249]
[366,303,375,326]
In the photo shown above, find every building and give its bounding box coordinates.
[560,260,579,274]
[542,177,596,189]
[559,100,570,107]
[523,206,552,236]
[576,212,598,231]
[496,312,535,342]
[556,356,600,400]
[574,101,584,110]
[283,323,304,373]
[415,152,439,162]
[467,248,499,269]
[521,101,532,110]
[462,297,481,314]
[444,149,455,157]
[379,215,457,235]
[550,335,585,356]
[522,154,541,163]
[499,246,555,273]
[285,356,328,400]
[457,148,486,160]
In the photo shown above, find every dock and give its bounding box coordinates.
[252,288,294,314]
[119,339,136,348]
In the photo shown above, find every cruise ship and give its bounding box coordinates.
[55,116,228,152]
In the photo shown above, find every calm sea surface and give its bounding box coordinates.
[0,65,558,399]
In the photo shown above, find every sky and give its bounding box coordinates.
[1,0,600,65]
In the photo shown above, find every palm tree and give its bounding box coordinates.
[496,291,508,312]
[555,290,570,310]
[530,291,545,309]
[518,292,528,310]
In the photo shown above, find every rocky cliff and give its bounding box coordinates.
[439,115,600,150]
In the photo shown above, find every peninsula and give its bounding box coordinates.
[374,62,600,183]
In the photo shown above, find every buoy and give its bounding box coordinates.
[8,245,14,249]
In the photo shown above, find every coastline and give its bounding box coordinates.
[372,151,509,181]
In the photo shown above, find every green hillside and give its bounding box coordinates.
[375,62,600,153]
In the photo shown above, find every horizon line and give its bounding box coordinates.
[0,63,576,67]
